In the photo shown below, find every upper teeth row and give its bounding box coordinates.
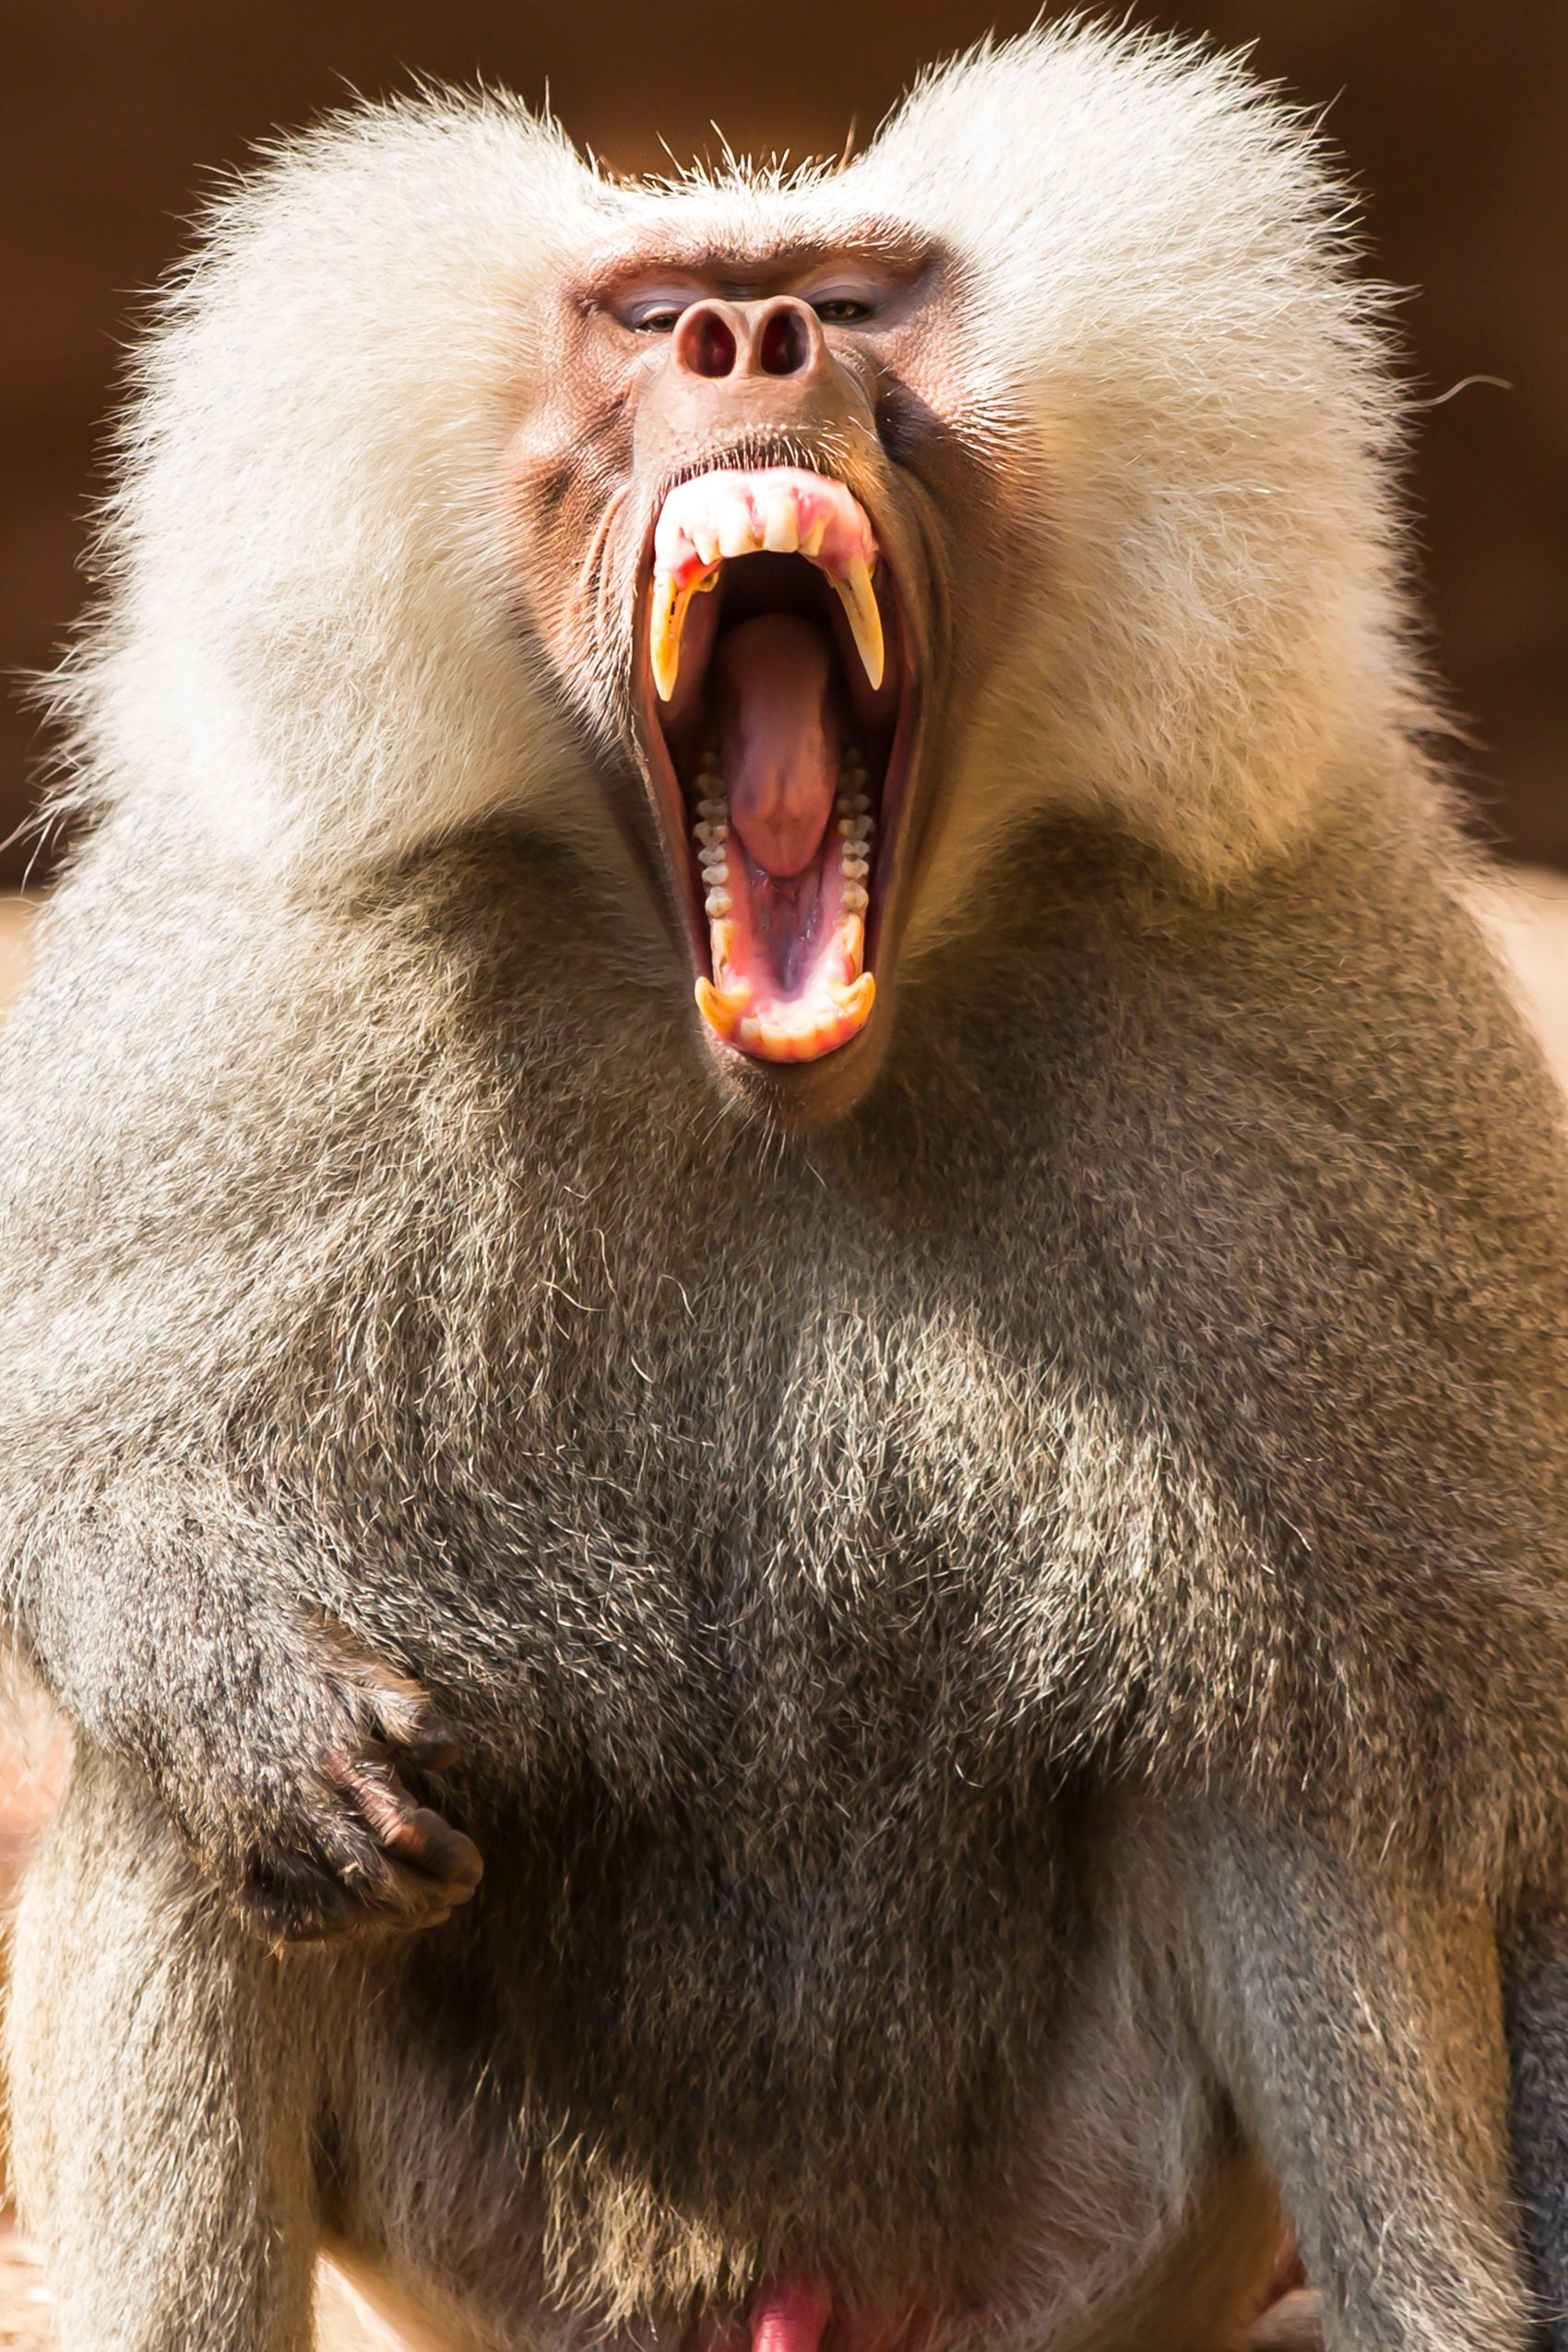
[656,469,878,587]
[649,471,885,705]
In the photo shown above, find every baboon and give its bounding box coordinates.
[3,22,1568,2352]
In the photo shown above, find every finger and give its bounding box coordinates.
[327,1757,483,1895]
[400,1717,462,1772]
[385,1803,483,1893]
[350,1669,464,1770]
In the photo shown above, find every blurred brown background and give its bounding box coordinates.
[3,0,1565,885]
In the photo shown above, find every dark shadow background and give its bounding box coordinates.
[4,0,1565,885]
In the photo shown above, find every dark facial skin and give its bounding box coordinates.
[504,224,1031,1125]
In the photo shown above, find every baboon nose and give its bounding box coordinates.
[670,297,829,385]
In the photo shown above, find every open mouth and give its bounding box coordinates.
[636,467,913,1064]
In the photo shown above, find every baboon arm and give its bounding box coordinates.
[1187,1813,1533,2352]
[12,1482,481,1942]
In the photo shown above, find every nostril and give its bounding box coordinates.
[758,308,811,376]
[692,314,737,376]
[675,305,738,379]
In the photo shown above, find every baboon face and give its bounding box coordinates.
[505,219,1022,1123]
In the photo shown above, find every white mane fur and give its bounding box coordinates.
[55,21,1432,917]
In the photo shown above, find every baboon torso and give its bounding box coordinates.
[15,813,1568,2323]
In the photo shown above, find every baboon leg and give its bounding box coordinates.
[1504,1912,1568,2350]
[322,1951,548,2350]
[1189,1814,1531,2352]
[6,1748,327,2352]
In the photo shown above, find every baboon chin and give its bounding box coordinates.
[4,21,1568,2352]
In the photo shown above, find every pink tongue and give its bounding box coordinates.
[715,615,839,879]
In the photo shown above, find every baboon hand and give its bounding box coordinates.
[200,1621,484,1946]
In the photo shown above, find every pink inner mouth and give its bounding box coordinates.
[644,467,900,1065]
[720,615,839,884]
[704,614,866,1047]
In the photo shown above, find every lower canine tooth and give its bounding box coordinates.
[830,973,876,1021]
[695,978,748,1039]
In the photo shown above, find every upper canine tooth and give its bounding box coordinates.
[650,574,693,703]
[649,569,719,702]
[833,557,885,691]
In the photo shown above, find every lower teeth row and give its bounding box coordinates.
[693,748,873,921]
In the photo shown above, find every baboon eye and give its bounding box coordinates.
[812,297,873,324]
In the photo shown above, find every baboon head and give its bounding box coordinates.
[69,28,1415,1125]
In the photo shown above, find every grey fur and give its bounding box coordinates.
[6,27,1568,2352]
